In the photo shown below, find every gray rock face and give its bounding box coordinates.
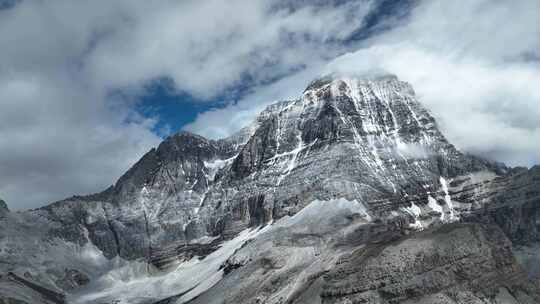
[0,199,8,217]
[190,75,494,247]
[0,272,65,304]
[187,204,540,304]
[459,166,540,244]
[1,74,540,304]
[33,131,242,260]
[321,223,540,304]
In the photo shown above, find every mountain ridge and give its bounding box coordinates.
[1,74,540,304]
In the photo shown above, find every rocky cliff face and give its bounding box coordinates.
[1,74,539,304]
[0,199,8,217]
[321,223,540,304]
[189,219,540,304]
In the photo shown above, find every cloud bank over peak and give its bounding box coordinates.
[188,0,540,167]
[325,0,540,166]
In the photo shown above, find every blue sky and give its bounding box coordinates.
[132,78,210,137]
[1,0,539,210]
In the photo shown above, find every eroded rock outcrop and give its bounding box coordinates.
[322,223,540,304]
[0,199,8,217]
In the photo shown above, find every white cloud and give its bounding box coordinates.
[324,0,540,166]
[0,70,161,210]
[188,0,540,167]
[83,0,373,98]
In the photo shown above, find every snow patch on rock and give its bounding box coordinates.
[428,196,444,221]
[204,155,237,181]
[403,202,423,230]
[274,198,372,229]
[440,177,458,221]
[70,228,265,304]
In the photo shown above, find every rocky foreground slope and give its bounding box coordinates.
[1,74,540,304]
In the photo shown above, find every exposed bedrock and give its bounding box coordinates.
[321,223,540,304]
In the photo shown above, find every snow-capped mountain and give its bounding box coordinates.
[1,75,540,304]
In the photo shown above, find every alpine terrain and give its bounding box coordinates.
[1,74,540,304]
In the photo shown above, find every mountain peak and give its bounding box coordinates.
[251,73,432,153]
[303,73,414,101]
[230,72,484,199]
[304,72,400,92]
